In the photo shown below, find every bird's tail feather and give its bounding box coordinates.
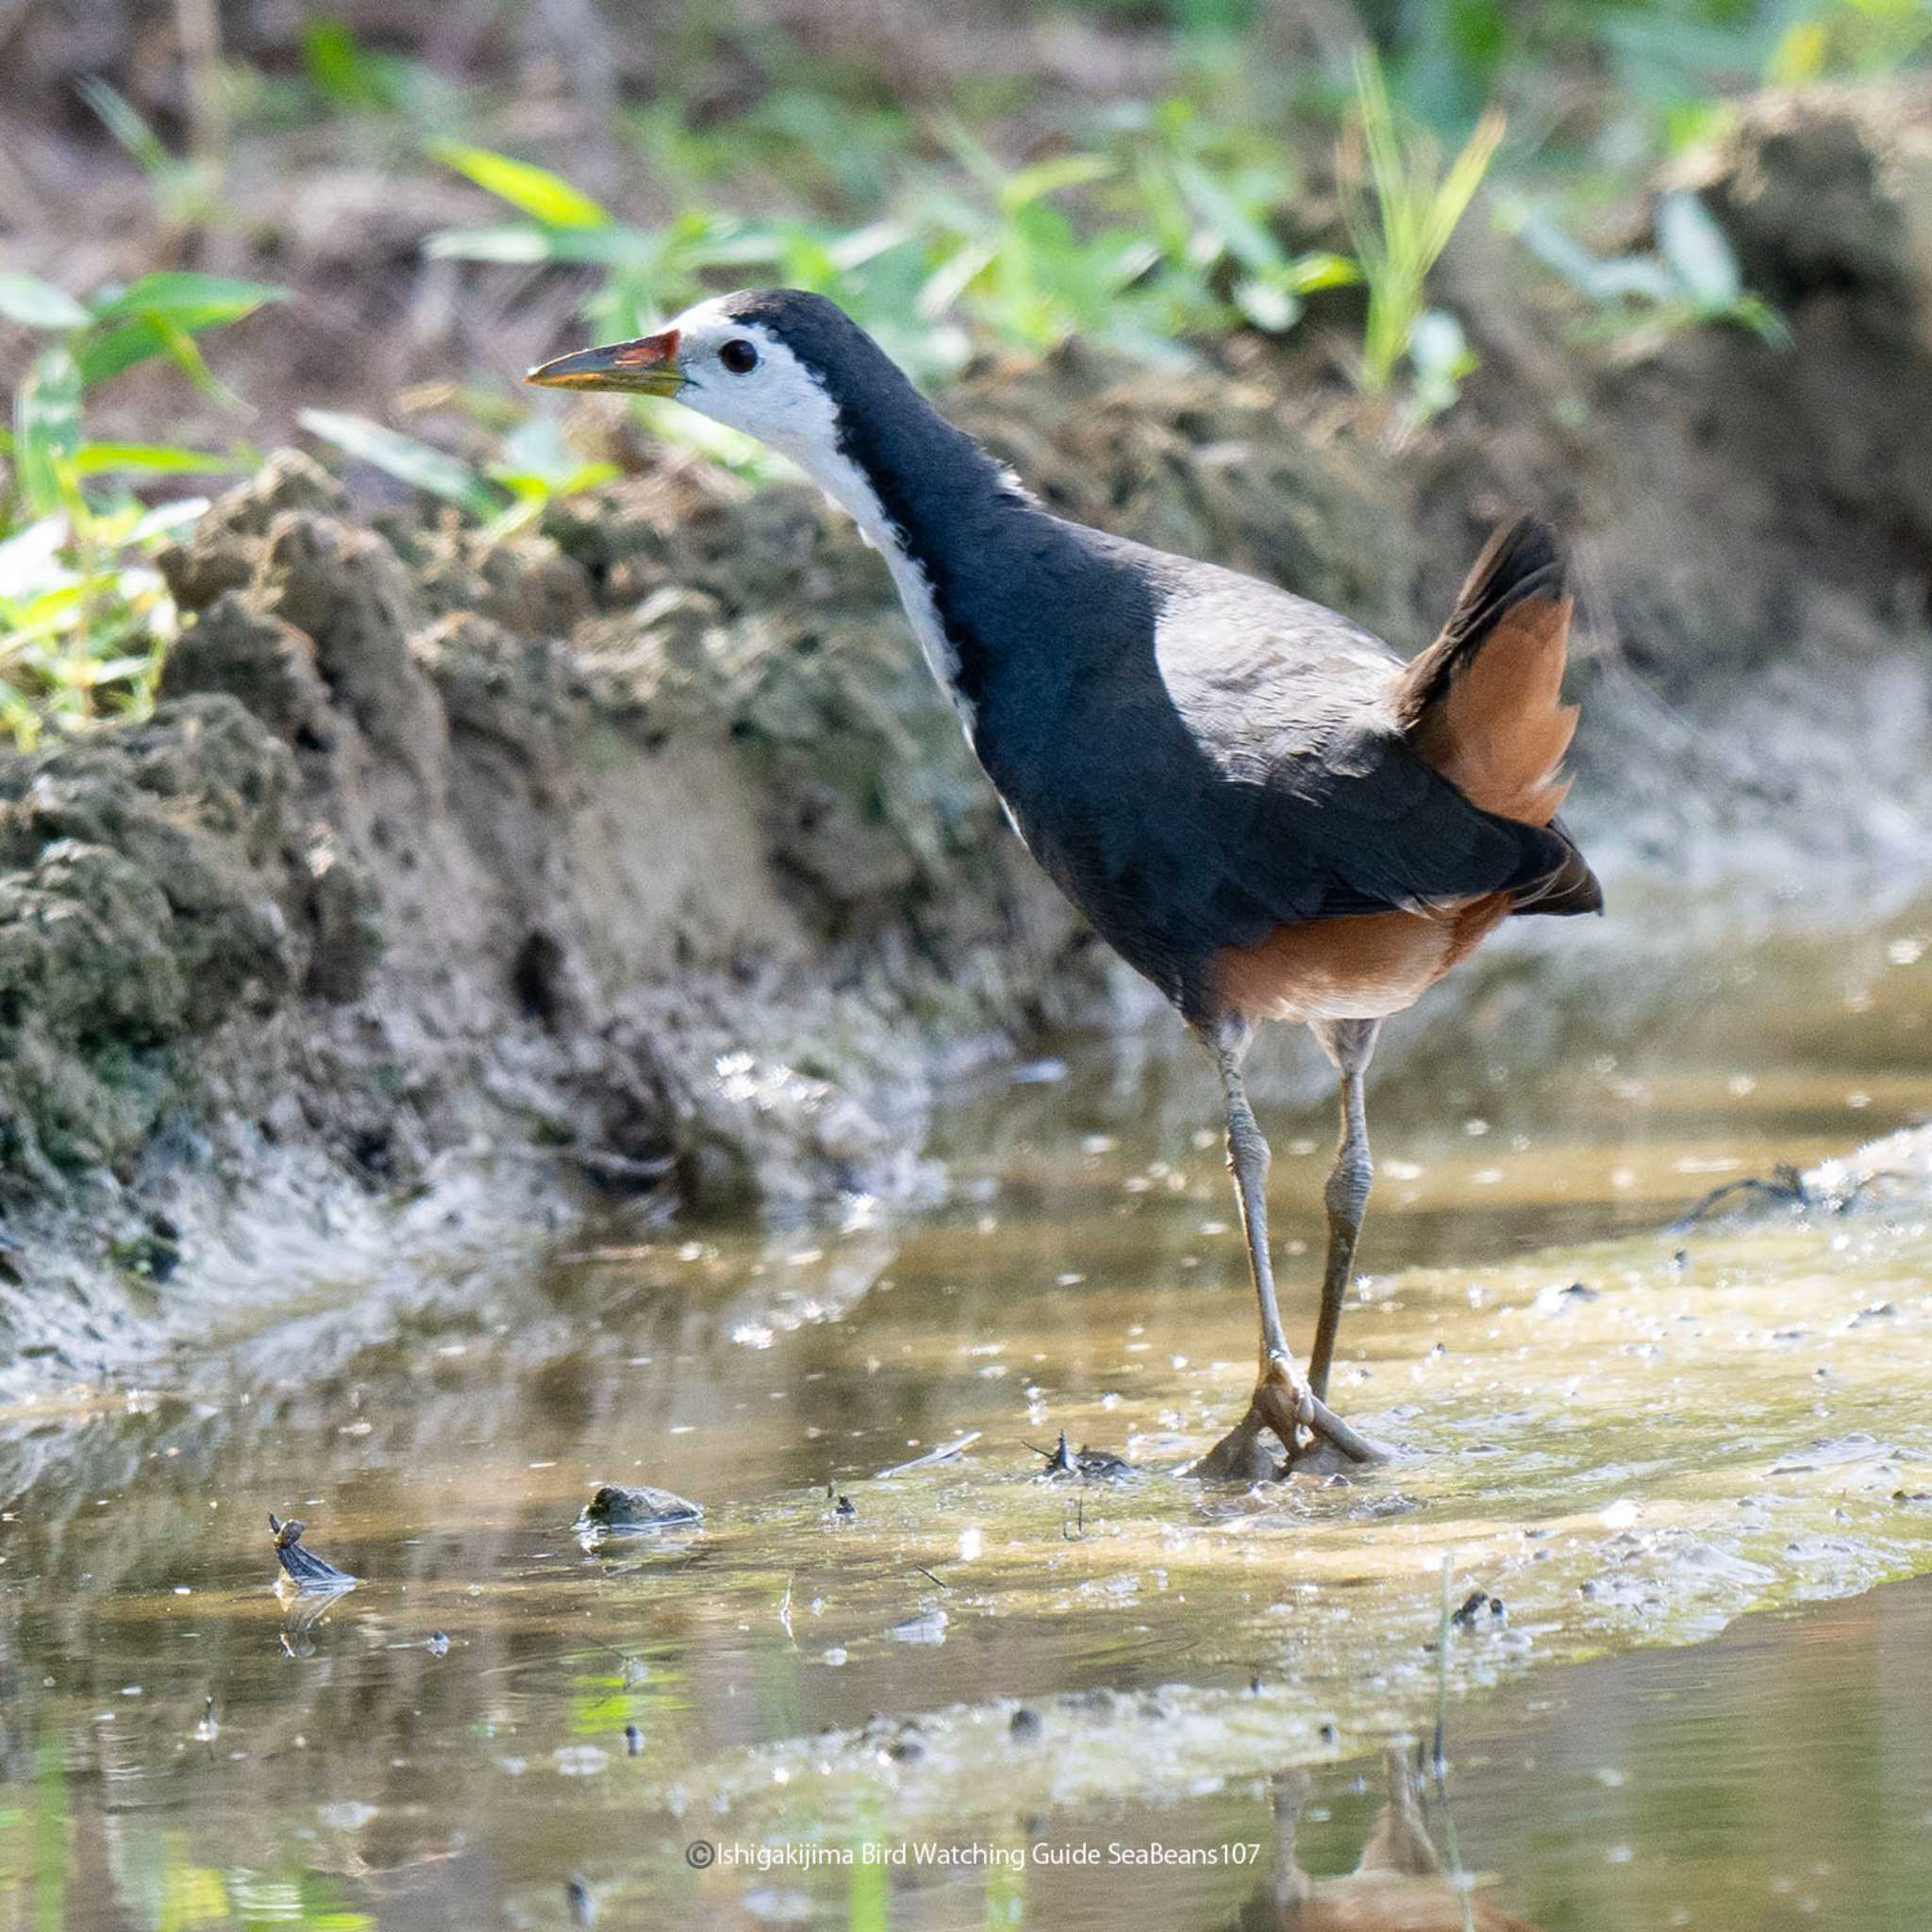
[1393,515,1601,916]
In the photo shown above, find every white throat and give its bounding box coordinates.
[796,442,976,743]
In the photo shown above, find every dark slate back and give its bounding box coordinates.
[720,290,1574,1023]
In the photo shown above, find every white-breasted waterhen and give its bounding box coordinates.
[529,290,1601,1479]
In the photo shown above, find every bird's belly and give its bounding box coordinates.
[1210,898,1511,1024]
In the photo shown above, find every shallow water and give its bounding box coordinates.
[3,909,1932,1928]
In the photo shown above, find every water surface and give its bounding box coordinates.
[3,908,1932,1927]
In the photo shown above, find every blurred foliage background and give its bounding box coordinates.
[0,0,1926,741]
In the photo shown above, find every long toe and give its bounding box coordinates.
[1191,1373,1396,1481]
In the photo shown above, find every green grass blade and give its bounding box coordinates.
[70,441,251,478]
[1424,109,1506,265]
[431,142,609,228]
[0,273,91,331]
[1655,190,1743,308]
[75,75,173,176]
[89,272,291,328]
[425,223,664,266]
[998,152,1115,215]
[13,348,83,516]
[298,409,503,521]
[1285,250,1361,292]
[1174,158,1287,276]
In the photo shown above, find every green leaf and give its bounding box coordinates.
[1233,276,1302,333]
[74,320,175,387]
[1175,158,1287,276]
[431,142,609,228]
[425,223,663,266]
[0,273,90,331]
[69,441,249,478]
[75,275,289,389]
[0,518,70,600]
[13,348,83,516]
[998,152,1115,214]
[1285,251,1361,293]
[89,272,291,328]
[298,409,503,520]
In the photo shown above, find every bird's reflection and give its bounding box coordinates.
[1234,1748,1537,1931]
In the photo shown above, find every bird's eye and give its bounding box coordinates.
[719,339,758,375]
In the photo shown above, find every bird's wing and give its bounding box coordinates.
[1145,575,1573,928]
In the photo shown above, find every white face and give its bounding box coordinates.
[528,294,986,740]
[663,300,974,736]
[665,297,846,474]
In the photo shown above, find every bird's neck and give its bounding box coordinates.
[800,391,1035,733]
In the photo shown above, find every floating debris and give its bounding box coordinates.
[1034,1431,1134,1479]
[267,1514,356,1591]
[874,1433,980,1478]
[1672,1162,1826,1230]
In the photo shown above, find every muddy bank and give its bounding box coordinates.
[3,86,1932,1375]
[0,441,1124,1381]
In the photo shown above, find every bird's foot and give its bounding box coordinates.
[1188,1358,1393,1481]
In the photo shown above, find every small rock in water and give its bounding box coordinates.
[890,1608,948,1645]
[1533,1280,1600,1314]
[575,1484,703,1534]
[1451,1590,1506,1630]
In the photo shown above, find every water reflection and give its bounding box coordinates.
[1236,1750,1536,1932]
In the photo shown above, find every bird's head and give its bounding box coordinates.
[525,288,905,478]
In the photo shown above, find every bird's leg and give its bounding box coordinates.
[1191,1024,1388,1479]
[1307,1018,1379,1402]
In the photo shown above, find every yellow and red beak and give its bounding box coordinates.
[525,327,684,397]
